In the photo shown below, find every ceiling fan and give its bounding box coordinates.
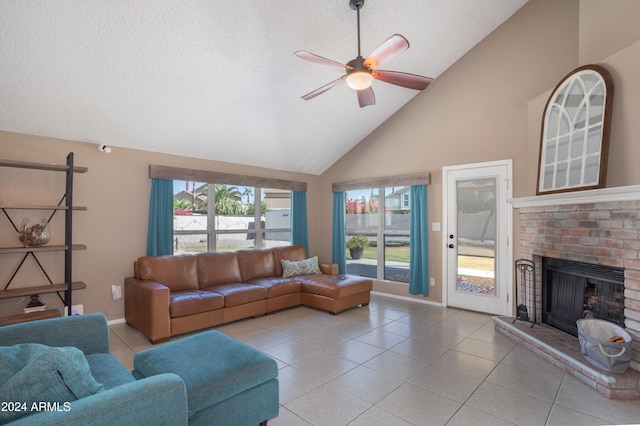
[295,0,433,108]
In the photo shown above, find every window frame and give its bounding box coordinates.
[345,186,412,283]
[402,193,410,209]
[151,165,305,254]
[336,173,430,283]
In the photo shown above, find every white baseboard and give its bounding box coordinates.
[371,291,443,307]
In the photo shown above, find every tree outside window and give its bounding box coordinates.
[172,181,290,253]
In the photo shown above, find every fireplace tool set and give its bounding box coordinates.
[513,259,538,327]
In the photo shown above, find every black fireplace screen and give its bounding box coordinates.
[542,258,625,337]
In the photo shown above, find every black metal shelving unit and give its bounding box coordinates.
[0,153,87,321]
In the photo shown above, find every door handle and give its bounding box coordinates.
[448,244,455,249]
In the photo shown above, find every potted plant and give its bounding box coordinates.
[346,234,369,260]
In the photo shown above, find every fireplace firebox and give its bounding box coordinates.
[542,257,625,337]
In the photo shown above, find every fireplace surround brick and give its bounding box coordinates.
[518,199,640,373]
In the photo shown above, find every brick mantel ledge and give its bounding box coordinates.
[509,185,640,209]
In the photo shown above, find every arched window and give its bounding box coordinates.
[537,65,614,194]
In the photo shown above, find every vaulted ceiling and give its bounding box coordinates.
[0,1,528,174]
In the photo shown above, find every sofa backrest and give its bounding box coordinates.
[272,245,307,277]
[136,254,199,291]
[236,248,276,281]
[197,252,242,288]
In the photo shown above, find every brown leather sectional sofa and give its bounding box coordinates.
[124,245,372,343]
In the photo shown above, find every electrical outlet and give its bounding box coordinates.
[112,284,123,300]
[430,278,436,286]
[64,304,83,316]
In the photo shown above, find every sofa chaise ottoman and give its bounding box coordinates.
[132,330,279,426]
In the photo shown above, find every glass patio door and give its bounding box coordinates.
[443,161,512,315]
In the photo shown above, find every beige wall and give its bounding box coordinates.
[3,0,640,319]
[0,132,315,319]
[579,0,640,65]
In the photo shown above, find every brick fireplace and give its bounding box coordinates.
[496,185,640,399]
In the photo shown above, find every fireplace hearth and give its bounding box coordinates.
[542,257,625,337]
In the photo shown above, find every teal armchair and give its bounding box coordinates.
[0,313,188,426]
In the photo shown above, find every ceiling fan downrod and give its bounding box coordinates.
[350,0,365,58]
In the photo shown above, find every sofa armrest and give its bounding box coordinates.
[8,373,188,426]
[319,263,339,275]
[0,313,109,355]
[124,278,171,343]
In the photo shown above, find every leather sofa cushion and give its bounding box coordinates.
[320,263,339,275]
[272,245,307,277]
[136,254,199,292]
[237,249,276,282]
[298,274,373,298]
[202,284,267,307]
[197,252,242,287]
[170,291,225,318]
[247,277,301,298]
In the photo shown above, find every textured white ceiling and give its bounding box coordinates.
[0,0,528,175]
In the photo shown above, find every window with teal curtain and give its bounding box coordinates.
[291,191,309,256]
[332,191,346,274]
[409,184,429,296]
[147,178,173,256]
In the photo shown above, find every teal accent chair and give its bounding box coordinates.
[0,313,188,426]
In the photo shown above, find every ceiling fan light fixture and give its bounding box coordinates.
[346,71,373,90]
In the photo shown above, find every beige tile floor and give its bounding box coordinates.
[109,294,640,425]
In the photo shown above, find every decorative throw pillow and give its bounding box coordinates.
[281,256,322,278]
[0,343,104,423]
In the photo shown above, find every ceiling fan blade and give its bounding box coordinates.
[301,76,346,100]
[357,87,376,108]
[294,51,353,70]
[372,70,433,90]
[363,34,410,69]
